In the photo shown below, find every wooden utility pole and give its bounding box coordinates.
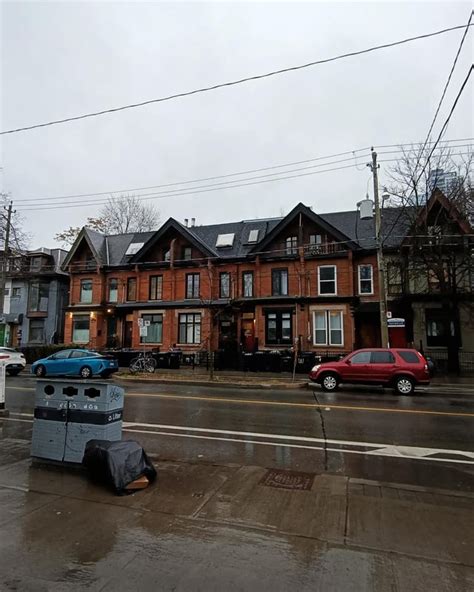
[0,201,14,318]
[368,150,389,348]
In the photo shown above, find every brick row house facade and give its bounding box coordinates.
[62,203,388,358]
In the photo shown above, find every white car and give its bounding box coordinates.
[0,347,26,376]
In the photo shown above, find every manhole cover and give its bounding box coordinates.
[260,469,315,491]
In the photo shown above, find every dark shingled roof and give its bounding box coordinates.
[188,218,281,258]
[67,206,412,268]
[106,231,155,265]
[320,207,412,249]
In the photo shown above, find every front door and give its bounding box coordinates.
[123,321,133,349]
[241,320,255,352]
[106,317,118,348]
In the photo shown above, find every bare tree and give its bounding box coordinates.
[99,194,159,234]
[55,195,160,246]
[0,194,30,251]
[384,146,473,373]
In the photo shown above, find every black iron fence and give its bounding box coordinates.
[424,350,474,374]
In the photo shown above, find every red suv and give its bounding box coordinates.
[309,348,430,395]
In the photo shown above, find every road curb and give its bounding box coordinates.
[115,375,307,390]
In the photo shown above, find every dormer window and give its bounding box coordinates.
[216,233,234,248]
[30,256,43,271]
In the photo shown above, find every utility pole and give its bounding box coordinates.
[368,150,389,348]
[0,201,14,318]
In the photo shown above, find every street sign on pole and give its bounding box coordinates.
[144,320,151,327]
[139,326,148,337]
[138,318,144,327]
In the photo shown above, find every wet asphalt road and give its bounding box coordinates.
[4,374,474,491]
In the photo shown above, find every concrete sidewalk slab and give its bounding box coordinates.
[0,445,473,591]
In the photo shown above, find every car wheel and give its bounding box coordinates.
[394,376,414,396]
[320,372,339,392]
[79,365,93,379]
[35,365,46,378]
[7,370,20,376]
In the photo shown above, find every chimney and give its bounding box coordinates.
[184,218,188,227]
[191,218,196,227]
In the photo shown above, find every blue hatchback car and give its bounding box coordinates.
[31,349,119,379]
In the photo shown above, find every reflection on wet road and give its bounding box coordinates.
[4,376,474,490]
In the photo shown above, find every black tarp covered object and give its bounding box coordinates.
[83,439,157,495]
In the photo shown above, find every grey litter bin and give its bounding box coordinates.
[31,379,124,464]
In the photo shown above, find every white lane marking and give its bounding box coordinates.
[4,415,474,464]
[124,428,474,465]
[122,421,474,460]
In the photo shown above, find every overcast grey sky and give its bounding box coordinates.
[1,0,473,248]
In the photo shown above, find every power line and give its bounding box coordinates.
[381,65,473,245]
[14,139,473,207]
[17,149,472,212]
[18,150,472,213]
[14,147,371,203]
[2,23,473,136]
[417,11,472,169]
[18,162,363,211]
[414,65,473,188]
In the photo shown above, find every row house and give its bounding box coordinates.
[63,203,387,356]
[383,190,474,357]
[1,248,69,346]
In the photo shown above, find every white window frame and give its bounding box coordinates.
[318,265,337,295]
[358,264,374,295]
[312,310,344,346]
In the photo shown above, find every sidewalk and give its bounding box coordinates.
[0,437,473,591]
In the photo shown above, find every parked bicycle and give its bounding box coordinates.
[129,351,157,374]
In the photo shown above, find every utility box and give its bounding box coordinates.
[31,379,124,464]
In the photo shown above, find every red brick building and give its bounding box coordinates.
[63,203,384,357]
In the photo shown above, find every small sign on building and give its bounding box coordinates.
[388,318,405,328]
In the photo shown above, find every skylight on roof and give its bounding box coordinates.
[248,229,259,243]
[125,242,144,255]
[216,233,235,248]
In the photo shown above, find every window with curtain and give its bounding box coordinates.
[140,314,163,343]
[313,310,343,346]
[108,278,118,302]
[219,272,230,298]
[178,313,201,344]
[272,269,289,296]
[186,273,200,299]
[149,275,163,300]
[242,272,254,297]
[126,277,137,301]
